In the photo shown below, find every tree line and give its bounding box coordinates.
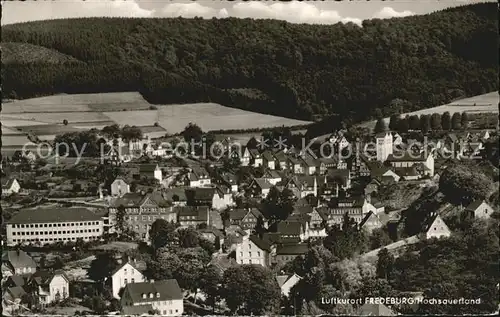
[2,3,497,125]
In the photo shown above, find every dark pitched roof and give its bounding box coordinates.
[123,279,183,304]
[276,243,309,255]
[2,178,18,189]
[386,152,428,162]
[176,206,209,221]
[7,208,102,224]
[277,221,303,235]
[30,269,68,286]
[249,234,272,252]
[112,192,145,207]
[2,250,37,269]
[111,260,142,277]
[465,200,487,212]
[139,164,160,173]
[163,187,187,202]
[252,178,273,190]
[395,166,419,177]
[5,286,26,300]
[261,150,275,161]
[185,187,216,201]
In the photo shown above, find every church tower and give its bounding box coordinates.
[376,132,393,162]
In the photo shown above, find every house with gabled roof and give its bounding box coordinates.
[120,279,183,316]
[300,154,318,175]
[261,150,276,170]
[110,259,146,299]
[273,150,289,170]
[276,273,302,297]
[219,171,238,192]
[2,178,21,196]
[248,149,263,167]
[139,164,162,182]
[288,156,304,174]
[176,206,209,228]
[111,177,131,197]
[108,192,175,239]
[285,175,318,198]
[184,167,211,187]
[274,243,309,265]
[464,200,494,219]
[236,234,273,266]
[27,269,70,304]
[263,170,283,186]
[386,152,434,177]
[419,213,451,240]
[359,211,384,233]
[248,178,273,198]
[228,208,266,231]
[2,286,28,315]
[2,250,37,279]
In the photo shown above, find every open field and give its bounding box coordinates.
[2,135,32,146]
[360,91,499,129]
[2,92,311,147]
[105,103,312,133]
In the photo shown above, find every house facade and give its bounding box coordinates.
[28,270,70,304]
[111,261,146,299]
[120,279,184,316]
[2,178,21,196]
[1,250,37,278]
[235,235,271,266]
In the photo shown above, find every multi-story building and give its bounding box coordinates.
[235,234,272,266]
[108,192,176,240]
[177,206,209,228]
[120,279,184,316]
[6,208,104,246]
[228,208,265,231]
[316,197,376,227]
[184,167,211,187]
[386,152,434,177]
[110,259,146,299]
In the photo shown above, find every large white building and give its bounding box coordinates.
[110,260,146,299]
[121,279,184,316]
[235,235,272,267]
[6,208,104,246]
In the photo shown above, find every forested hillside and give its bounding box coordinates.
[1,3,497,123]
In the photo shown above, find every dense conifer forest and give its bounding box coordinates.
[1,3,497,126]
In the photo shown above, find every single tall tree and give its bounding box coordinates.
[388,114,400,131]
[451,112,461,130]
[420,114,431,134]
[397,116,410,133]
[376,248,394,279]
[374,118,387,134]
[460,112,469,130]
[441,111,451,131]
[430,113,442,130]
[409,115,420,131]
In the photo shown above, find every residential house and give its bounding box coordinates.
[273,150,289,170]
[2,286,28,315]
[103,144,135,165]
[120,279,183,316]
[6,208,105,246]
[262,151,276,170]
[370,167,401,183]
[248,178,273,198]
[263,170,283,186]
[1,250,37,278]
[395,166,421,181]
[199,228,225,252]
[274,243,309,265]
[386,152,435,177]
[228,208,265,231]
[108,192,175,239]
[27,270,70,304]
[184,167,211,187]
[214,186,235,210]
[327,169,351,190]
[275,274,302,298]
[238,147,251,167]
[110,260,146,299]
[464,200,494,219]
[111,178,131,197]
[235,234,272,266]
[150,143,173,158]
[317,197,375,227]
[286,176,318,198]
[419,213,451,240]
[163,188,188,206]
[318,157,338,175]
[275,221,308,242]
[300,154,317,175]
[329,132,350,153]
[185,187,233,210]
[219,171,238,192]
[288,156,303,174]
[139,164,163,183]
[359,211,384,233]
[249,149,263,167]
[177,206,209,228]
[2,178,21,196]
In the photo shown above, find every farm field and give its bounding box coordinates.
[1,92,312,147]
[2,135,32,146]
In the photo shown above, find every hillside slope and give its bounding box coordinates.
[1,3,497,122]
[1,42,82,65]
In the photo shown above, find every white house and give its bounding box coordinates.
[236,235,272,266]
[111,178,131,197]
[276,274,302,298]
[464,200,494,219]
[28,270,70,304]
[2,178,21,196]
[420,214,451,240]
[110,260,146,299]
[185,168,211,187]
[120,279,184,316]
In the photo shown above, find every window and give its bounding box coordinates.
[124,278,128,284]
[124,269,127,274]
[131,278,135,283]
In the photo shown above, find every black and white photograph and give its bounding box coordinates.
[1,0,498,316]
